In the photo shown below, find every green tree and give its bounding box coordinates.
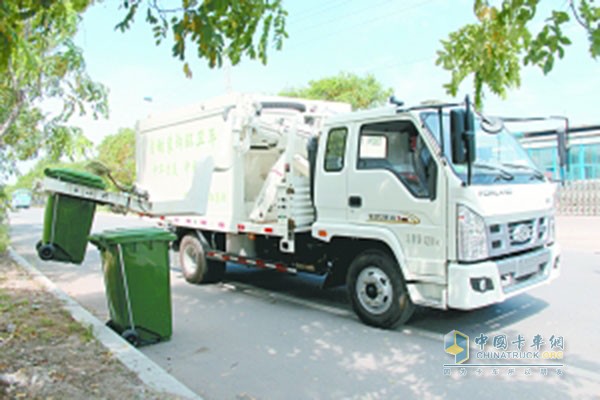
[8,158,89,194]
[0,184,8,252]
[280,72,393,110]
[95,127,136,190]
[116,0,288,76]
[1,0,288,180]
[0,1,108,178]
[436,0,600,109]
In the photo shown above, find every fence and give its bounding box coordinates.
[557,180,600,216]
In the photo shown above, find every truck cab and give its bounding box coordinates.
[312,102,560,328]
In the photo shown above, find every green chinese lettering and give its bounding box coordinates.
[167,135,173,154]
[185,132,194,147]
[208,128,217,145]
[196,130,205,147]
[156,138,165,154]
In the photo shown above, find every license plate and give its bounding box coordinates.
[515,250,550,277]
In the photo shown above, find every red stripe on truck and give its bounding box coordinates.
[205,250,296,275]
[275,263,287,273]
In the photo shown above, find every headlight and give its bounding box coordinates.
[547,215,555,245]
[457,205,489,262]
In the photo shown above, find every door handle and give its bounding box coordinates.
[348,196,362,208]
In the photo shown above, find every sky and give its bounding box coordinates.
[58,0,600,148]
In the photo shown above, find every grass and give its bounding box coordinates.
[0,222,8,254]
[0,253,180,399]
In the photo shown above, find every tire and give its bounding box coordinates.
[105,319,119,333]
[179,234,225,284]
[121,329,140,347]
[347,249,415,329]
[38,244,56,261]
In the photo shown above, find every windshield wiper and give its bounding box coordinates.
[472,162,514,181]
[501,163,545,181]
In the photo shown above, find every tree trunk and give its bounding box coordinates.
[0,101,23,141]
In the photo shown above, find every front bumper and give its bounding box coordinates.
[447,244,560,310]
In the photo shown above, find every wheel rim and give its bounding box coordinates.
[182,245,199,275]
[356,266,393,315]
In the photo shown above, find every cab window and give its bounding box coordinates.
[357,120,436,199]
[324,127,348,172]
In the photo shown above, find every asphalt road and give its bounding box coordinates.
[8,207,600,399]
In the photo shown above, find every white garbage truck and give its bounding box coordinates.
[135,93,560,328]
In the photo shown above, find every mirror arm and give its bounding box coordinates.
[437,108,444,156]
[465,95,473,186]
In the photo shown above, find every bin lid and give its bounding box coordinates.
[44,168,107,190]
[89,228,176,248]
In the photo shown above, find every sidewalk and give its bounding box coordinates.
[0,250,200,400]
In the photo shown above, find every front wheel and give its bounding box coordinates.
[179,234,225,284]
[347,250,415,329]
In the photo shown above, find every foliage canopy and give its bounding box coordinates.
[280,72,393,110]
[436,0,600,109]
[0,1,107,178]
[116,0,288,77]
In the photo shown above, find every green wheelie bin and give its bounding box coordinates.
[89,228,176,346]
[37,168,107,264]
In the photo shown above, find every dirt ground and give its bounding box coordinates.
[0,254,180,400]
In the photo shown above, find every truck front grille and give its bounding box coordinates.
[488,217,549,258]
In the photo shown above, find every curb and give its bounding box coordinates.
[8,248,202,400]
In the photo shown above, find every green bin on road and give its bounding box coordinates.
[89,228,176,346]
[38,168,106,264]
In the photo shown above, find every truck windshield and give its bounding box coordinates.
[420,111,544,184]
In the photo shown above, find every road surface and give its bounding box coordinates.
[8,208,600,399]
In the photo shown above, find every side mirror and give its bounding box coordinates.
[556,126,567,169]
[556,126,568,184]
[450,109,476,164]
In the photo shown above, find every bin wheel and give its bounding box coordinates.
[36,241,42,251]
[105,320,118,332]
[38,244,56,261]
[122,329,140,347]
[179,234,225,284]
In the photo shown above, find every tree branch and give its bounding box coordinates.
[569,0,593,33]
[0,101,24,142]
[149,0,187,14]
[0,67,25,141]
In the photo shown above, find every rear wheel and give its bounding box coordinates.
[347,249,414,329]
[179,234,225,284]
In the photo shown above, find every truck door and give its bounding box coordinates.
[314,126,350,222]
[346,118,447,281]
